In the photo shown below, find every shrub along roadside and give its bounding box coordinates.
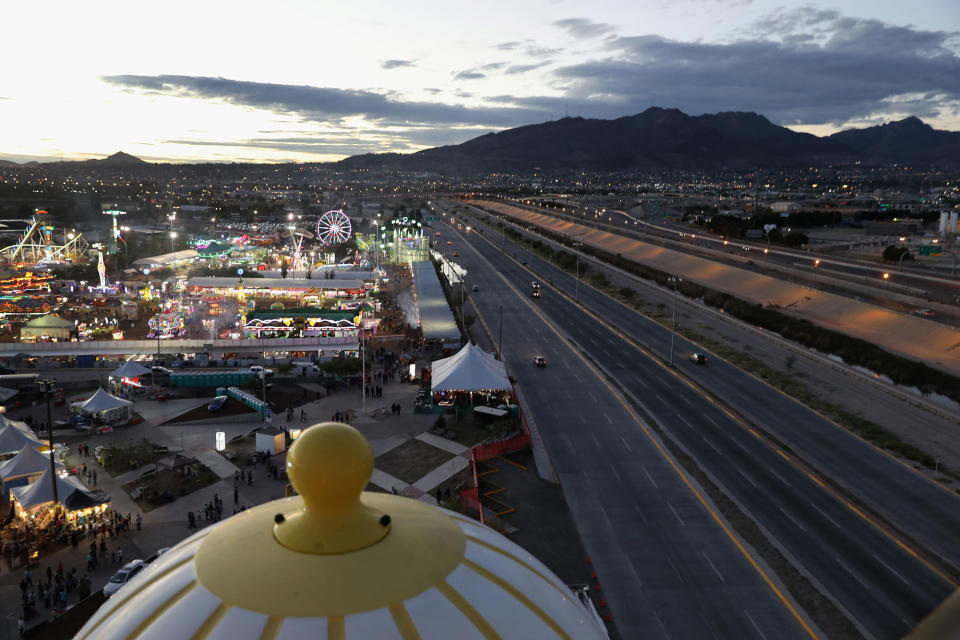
[496,219,960,406]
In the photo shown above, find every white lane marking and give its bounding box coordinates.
[641,465,659,488]
[655,393,666,405]
[811,503,840,529]
[591,433,601,450]
[620,436,632,452]
[700,435,722,455]
[598,502,612,527]
[667,500,685,527]
[633,502,648,524]
[767,467,792,487]
[667,557,685,583]
[873,554,910,586]
[702,551,726,583]
[587,391,598,404]
[704,415,720,428]
[679,394,693,407]
[574,373,583,383]
[603,412,613,424]
[837,559,872,591]
[653,609,672,639]
[562,359,571,369]
[577,413,586,423]
[609,463,621,481]
[743,610,768,640]
[779,507,807,532]
[730,436,749,452]
[632,374,647,387]
[737,468,758,488]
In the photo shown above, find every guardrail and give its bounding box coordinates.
[0,336,358,357]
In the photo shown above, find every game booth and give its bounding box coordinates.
[70,387,133,428]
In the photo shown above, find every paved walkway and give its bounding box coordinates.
[1,362,483,632]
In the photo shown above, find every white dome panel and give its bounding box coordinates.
[276,616,330,640]
[205,605,269,640]
[138,584,221,640]
[344,606,405,639]
[404,586,487,640]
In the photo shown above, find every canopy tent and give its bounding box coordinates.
[0,420,43,456]
[10,467,88,513]
[70,387,133,426]
[20,314,74,341]
[1,444,63,481]
[431,343,511,392]
[109,360,152,379]
[1,444,63,498]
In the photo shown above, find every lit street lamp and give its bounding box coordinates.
[882,272,890,290]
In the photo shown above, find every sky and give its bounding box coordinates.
[2,0,959,164]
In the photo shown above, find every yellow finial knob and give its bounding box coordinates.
[274,422,389,554]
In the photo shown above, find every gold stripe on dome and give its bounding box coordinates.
[259,615,283,640]
[465,535,573,601]
[191,601,230,640]
[435,581,501,640]
[388,603,422,640]
[462,558,572,640]
[193,494,466,617]
[328,616,345,640]
[126,580,197,640]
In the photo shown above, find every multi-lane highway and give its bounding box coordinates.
[438,230,815,637]
[441,210,957,639]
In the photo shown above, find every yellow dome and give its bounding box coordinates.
[76,422,607,639]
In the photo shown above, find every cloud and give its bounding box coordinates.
[102,74,545,128]
[553,18,616,39]
[381,59,416,70]
[453,70,485,80]
[496,41,521,50]
[542,13,960,126]
[505,62,551,75]
[481,62,506,71]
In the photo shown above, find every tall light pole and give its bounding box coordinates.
[360,323,366,419]
[669,277,682,365]
[573,242,583,303]
[37,379,59,513]
[498,305,503,359]
[897,249,911,271]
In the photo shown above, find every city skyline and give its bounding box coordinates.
[3,0,959,164]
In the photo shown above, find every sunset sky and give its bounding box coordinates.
[3,0,959,163]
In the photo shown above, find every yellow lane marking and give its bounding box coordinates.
[465,223,820,639]
[475,200,960,584]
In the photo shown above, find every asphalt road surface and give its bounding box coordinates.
[439,238,812,638]
[444,213,956,640]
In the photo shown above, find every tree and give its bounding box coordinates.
[781,232,809,248]
[882,245,912,262]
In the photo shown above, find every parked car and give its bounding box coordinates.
[208,395,228,412]
[689,353,708,365]
[535,356,547,368]
[103,560,145,597]
[249,366,274,376]
[452,251,460,257]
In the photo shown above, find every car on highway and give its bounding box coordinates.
[912,308,934,317]
[104,560,145,597]
[446,241,453,245]
[534,356,547,368]
[452,251,460,257]
[471,284,479,292]
[688,353,708,365]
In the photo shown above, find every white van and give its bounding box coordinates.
[292,361,321,376]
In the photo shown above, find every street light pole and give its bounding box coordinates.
[38,379,59,513]
[498,305,503,359]
[897,249,910,271]
[573,242,582,303]
[669,277,682,366]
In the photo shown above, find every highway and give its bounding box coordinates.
[439,236,814,637]
[470,203,960,573]
[444,212,957,639]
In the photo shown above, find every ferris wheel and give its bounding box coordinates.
[316,210,353,246]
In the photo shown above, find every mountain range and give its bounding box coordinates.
[337,108,960,172]
[4,108,960,172]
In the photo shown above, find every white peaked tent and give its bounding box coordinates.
[0,420,43,455]
[71,387,133,425]
[0,445,63,482]
[10,467,87,513]
[109,360,152,379]
[431,343,511,392]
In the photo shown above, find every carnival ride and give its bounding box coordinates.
[316,210,352,246]
[1,213,89,264]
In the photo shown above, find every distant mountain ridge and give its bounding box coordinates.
[338,108,960,172]
[2,109,959,171]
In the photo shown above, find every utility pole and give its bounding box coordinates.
[573,242,583,303]
[360,326,366,419]
[669,277,682,366]
[498,305,503,359]
[37,379,59,513]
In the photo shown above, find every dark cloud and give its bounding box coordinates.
[102,75,544,127]
[496,41,521,50]
[553,18,616,39]
[381,59,416,70]
[542,14,960,126]
[481,62,507,71]
[453,70,486,80]
[505,62,551,75]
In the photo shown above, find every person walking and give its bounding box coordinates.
[117,548,123,565]
[136,513,142,530]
